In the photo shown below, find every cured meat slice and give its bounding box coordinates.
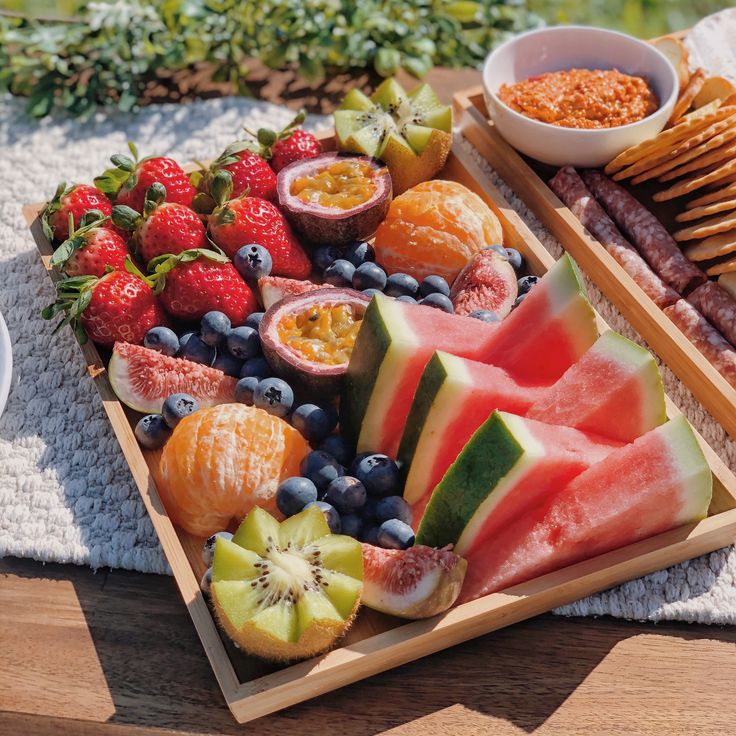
[549,167,679,308]
[663,299,736,388]
[687,281,736,347]
[582,170,707,295]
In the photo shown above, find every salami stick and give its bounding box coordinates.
[687,281,736,347]
[582,170,707,295]
[663,299,736,388]
[549,167,679,308]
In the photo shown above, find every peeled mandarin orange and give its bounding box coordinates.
[158,404,309,537]
[372,180,504,283]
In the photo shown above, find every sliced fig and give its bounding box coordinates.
[277,152,392,245]
[259,287,370,395]
[450,248,518,318]
[361,543,467,619]
[258,275,333,310]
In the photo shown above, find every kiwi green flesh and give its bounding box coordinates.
[336,78,451,156]
[212,538,261,581]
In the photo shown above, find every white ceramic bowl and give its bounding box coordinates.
[0,312,11,418]
[482,26,679,167]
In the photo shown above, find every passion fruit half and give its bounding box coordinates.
[260,287,370,395]
[277,152,392,246]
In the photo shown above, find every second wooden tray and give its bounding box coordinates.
[454,86,736,441]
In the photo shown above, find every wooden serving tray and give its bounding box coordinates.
[453,86,736,441]
[24,133,736,724]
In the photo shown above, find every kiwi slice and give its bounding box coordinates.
[210,506,363,661]
[334,77,453,193]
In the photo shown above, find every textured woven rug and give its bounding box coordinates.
[1,94,735,623]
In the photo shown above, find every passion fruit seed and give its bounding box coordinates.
[290,159,378,210]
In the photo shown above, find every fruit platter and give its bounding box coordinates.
[455,19,736,440]
[23,76,736,724]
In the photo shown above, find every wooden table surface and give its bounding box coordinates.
[1,555,736,735]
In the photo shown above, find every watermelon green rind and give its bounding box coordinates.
[415,412,529,549]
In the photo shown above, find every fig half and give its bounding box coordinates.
[277,152,392,245]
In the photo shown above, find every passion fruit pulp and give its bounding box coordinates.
[260,288,371,395]
[277,152,391,246]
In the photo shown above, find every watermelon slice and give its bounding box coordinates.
[399,351,543,507]
[342,254,598,457]
[258,276,330,310]
[108,342,236,414]
[459,416,712,602]
[527,330,666,442]
[415,411,622,555]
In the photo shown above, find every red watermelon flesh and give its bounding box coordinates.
[459,416,712,603]
[108,341,236,414]
[527,330,666,443]
[258,276,330,310]
[415,412,622,555]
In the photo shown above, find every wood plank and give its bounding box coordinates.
[2,557,736,736]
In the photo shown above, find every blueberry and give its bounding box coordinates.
[305,500,341,533]
[361,496,379,522]
[178,333,216,366]
[254,377,294,418]
[395,295,417,304]
[276,476,319,517]
[324,476,367,514]
[343,241,375,267]
[162,392,200,428]
[234,376,259,405]
[468,309,500,323]
[361,525,381,545]
[486,244,508,258]
[239,356,272,380]
[513,293,529,309]
[200,568,212,596]
[178,331,196,352]
[377,519,415,550]
[352,262,387,291]
[362,288,382,298]
[340,513,363,539]
[244,311,265,330]
[318,434,353,467]
[200,310,231,346]
[291,403,338,443]
[517,275,539,296]
[385,272,419,298]
[419,274,450,297]
[419,293,454,313]
[212,352,243,377]
[375,495,412,525]
[349,452,374,476]
[134,414,171,449]
[226,326,261,360]
[300,450,344,491]
[144,326,179,356]
[354,453,400,497]
[202,530,233,566]
[323,259,355,287]
[234,244,272,281]
[313,245,343,271]
[505,248,524,271]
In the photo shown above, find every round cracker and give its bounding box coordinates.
[653,158,736,201]
[707,257,736,276]
[693,76,736,108]
[604,100,723,174]
[676,197,736,222]
[675,210,736,241]
[688,181,736,208]
[659,139,736,183]
[684,230,736,260]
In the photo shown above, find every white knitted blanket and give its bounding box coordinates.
[1,94,735,623]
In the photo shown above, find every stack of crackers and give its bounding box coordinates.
[604,35,736,281]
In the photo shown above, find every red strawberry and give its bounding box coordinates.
[245,109,322,173]
[49,213,130,277]
[94,142,195,213]
[42,262,168,346]
[150,248,257,325]
[112,183,207,267]
[42,183,112,242]
[199,142,277,203]
[207,172,311,280]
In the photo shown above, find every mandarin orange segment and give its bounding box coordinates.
[159,404,310,537]
[373,180,504,283]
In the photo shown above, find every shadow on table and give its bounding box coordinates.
[5,555,734,735]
